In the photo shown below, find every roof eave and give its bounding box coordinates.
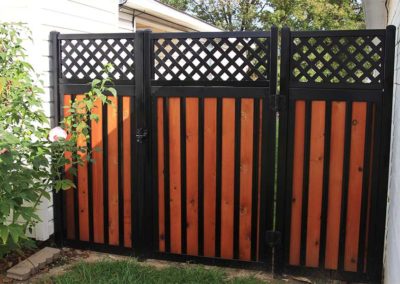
[124,0,221,32]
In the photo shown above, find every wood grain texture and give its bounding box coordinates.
[239,98,254,261]
[76,95,89,242]
[221,98,235,259]
[91,98,104,244]
[107,97,119,246]
[289,101,306,265]
[325,101,346,269]
[305,101,325,268]
[185,98,199,256]
[122,96,132,248]
[203,98,217,257]
[344,102,367,272]
[169,98,182,254]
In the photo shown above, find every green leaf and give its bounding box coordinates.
[0,225,9,244]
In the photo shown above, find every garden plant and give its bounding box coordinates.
[0,22,116,257]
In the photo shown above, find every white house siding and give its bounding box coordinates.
[119,7,135,32]
[385,0,400,283]
[1,0,218,242]
[0,0,120,241]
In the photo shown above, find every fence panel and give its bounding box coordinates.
[51,26,395,282]
[53,34,137,254]
[276,26,395,282]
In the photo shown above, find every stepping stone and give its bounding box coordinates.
[7,247,61,281]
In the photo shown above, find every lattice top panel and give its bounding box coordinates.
[60,38,135,81]
[153,36,270,83]
[290,34,385,86]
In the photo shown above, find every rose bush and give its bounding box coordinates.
[0,22,116,257]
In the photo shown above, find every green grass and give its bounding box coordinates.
[42,260,270,284]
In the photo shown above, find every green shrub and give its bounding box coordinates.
[0,22,115,257]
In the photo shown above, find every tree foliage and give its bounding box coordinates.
[159,0,364,31]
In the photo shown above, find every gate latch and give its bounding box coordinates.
[265,231,281,247]
[269,94,286,113]
[136,128,148,144]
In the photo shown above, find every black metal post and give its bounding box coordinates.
[258,25,278,265]
[132,29,153,257]
[50,31,64,247]
[275,26,290,273]
[368,25,396,280]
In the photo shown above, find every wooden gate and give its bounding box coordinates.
[51,26,395,282]
[149,30,277,265]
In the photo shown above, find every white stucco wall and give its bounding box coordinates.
[385,0,400,283]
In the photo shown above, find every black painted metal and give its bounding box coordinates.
[50,31,64,247]
[102,100,109,246]
[198,97,205,257]
[117,97,124,247]
[180,97,187,255]
[162,97,171,253]
[318,101,332,268]
[132,30,153,256]
[215,97,223,258]
[53,26,394,283]
[233,97,242,260]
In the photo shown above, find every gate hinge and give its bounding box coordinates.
[265,231,281,247]
[270,94,286,113]
[136,128,148,144]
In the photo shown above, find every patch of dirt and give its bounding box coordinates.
[29,249,129,283]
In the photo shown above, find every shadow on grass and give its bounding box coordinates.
[38,259,283,284]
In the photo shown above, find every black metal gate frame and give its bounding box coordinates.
[50,26,396,282]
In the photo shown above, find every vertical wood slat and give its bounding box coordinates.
[306,101,326,267]
[289,100,305,265]
[122,97,132,248]
[169,98,182,254]
[239,99,254,261]
[64,94,75,240]
[203,98,217,257]
[221,98,236,259]
[76,95,89,242]
[91,98,104,244]
[344,102,367,272]
[186,98,199,256]
[325,101,346,269]
[107,96,119,246]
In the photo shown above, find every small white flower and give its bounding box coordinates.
[49,127,67,142]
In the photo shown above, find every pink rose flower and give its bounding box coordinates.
[49,127,67,142]
[0,148,8,155]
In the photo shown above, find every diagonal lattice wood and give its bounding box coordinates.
[153,37,270,82]
[290,35,385,85]
[60,38,135,80]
